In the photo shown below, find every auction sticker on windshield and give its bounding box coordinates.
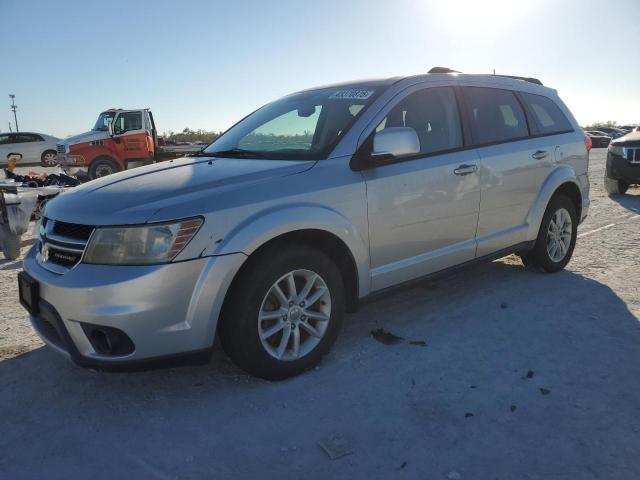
[329,89,375,100]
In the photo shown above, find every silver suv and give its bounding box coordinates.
[19,70,590,379]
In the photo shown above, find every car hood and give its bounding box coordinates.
[61,130,108,146]
[612,131,640,146]
[45,156,316,225]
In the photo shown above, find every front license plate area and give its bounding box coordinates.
[18,271,40,315]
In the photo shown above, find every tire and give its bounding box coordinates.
[41,150,58,167]
[604,172,629,195]
[523,195,578,273]
[0,224,21,261]
[89,157,120,179]
[219,245,345,380]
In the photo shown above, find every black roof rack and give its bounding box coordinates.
[493,74,543,86]
[428,67,460,74]
[427,67,543,86]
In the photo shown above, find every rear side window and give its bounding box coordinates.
[464,87,528,145]
[520,93,573,135]
[15,134,43,143]
[376,87,463,155]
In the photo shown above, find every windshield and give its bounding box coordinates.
[92,111,116,131]
[204,86,382,160]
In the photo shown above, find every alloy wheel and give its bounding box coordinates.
[43,152,57,166]
[546,207,572,262]
[258,269,331,361]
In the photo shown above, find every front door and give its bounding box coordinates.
[112,111,149,167]
[362,86,481,291]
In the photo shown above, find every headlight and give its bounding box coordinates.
[608,145,624,157]
[83,217,203,265]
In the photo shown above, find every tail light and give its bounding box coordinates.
[584,135,592,152]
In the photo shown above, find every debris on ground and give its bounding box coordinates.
[318,434,354,460]
[464,412,474,418]
[500,302,508,309]
[510,405,517,412]
[446,471,462,479]
[370,328,404,345]
[540,388,551,395]
[396,461,407,470]
[408,340,427,346]
[522,370,535,379]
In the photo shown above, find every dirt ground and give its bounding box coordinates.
[1,149,639,479]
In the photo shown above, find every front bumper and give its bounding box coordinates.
[607,153,640,182]
[22,244,246,367]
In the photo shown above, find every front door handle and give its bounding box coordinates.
[532,150,549,160]
[453,164,478,176]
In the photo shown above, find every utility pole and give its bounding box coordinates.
[9,94,18,132]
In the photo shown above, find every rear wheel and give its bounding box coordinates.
[604,171,629,195]
[521,195,577,273]
[89,157,120,179]
[41,150,58,167]
[219,245,345,380]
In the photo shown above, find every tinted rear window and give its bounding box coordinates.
[464,87,529,145]
[520,93,573,135]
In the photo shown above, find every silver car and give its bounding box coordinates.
[19,71,590,379]
[0,132,60,166]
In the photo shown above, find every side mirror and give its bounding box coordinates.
[107,122,114,137]
[372,127,420,161]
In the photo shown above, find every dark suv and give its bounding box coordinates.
[605,131,640,195]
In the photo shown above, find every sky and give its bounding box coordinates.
[1,0,639,138]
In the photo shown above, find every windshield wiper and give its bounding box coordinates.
[206,148,265,158]
[187,150,213,157]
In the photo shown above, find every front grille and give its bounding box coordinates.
[56,144,65,154]
[626,147,640,163]
[52,221,94,241]
[38,218,94,272]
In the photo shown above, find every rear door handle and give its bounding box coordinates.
[532,150,549,160]
[453,164,478,176]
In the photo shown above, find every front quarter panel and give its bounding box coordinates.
[175,157,371,298]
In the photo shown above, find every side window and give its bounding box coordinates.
[0,134,11,145]
[114,112,143,133]
[464,87,529,145]
[377,87,462,155]
[14,134,38,143]
[520,93,573,135]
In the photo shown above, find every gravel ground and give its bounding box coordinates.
[1,149,639,479]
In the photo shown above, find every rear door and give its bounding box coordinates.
[362,85,481,291]
[518,92,576,166]
[461,86,553,256]
[19,133,47,162]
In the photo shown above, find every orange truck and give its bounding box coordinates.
[56,109,202,180]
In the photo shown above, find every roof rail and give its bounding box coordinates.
[493,74,543,86]
[428,67,460,74]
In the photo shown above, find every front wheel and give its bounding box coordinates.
[89,157,120,179]
[604,172,629,195]
[521,195,578,273]
[219,245,345,380]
